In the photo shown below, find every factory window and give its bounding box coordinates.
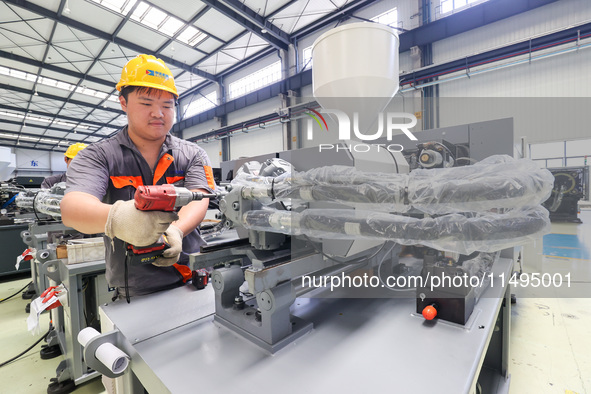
[302,46,313,70]
[371,7,398,27]
[227,61,282,100]
[440,0,489,15]
[182,91,218,119]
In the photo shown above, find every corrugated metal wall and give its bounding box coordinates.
[182,0,591,157]
[435,0,591,143]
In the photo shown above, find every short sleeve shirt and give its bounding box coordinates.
[66,127,215,296]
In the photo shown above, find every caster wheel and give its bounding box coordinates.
[47,378,75,394]
[40,344,62,360]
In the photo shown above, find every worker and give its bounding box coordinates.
[60,54,215,299]
[41,143,87,189]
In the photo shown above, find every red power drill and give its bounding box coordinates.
[126,185,217,265]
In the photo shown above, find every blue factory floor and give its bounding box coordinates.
[0,210,590,394]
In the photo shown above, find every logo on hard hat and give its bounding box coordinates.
[146,69,171,80]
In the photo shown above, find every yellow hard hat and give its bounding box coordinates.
[116,54,178,98]
[64,143,88,159]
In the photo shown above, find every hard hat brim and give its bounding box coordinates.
[117,81,178,98]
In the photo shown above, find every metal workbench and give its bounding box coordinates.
[100,257,512,394]
[21,221,79,297]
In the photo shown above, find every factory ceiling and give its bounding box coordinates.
[0,0,375,152]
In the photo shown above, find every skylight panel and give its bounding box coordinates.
[91,0,137,15]
[160,16,184,37]
[177,25,207,46]
[133,5,167,30]
[56,81,74,91]
[39,77,58,87]
[131,1,150,21]
[1,66,113,100]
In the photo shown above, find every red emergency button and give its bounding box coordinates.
[422,305,438,320]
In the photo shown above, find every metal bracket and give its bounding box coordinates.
[41,259,61,283]
[82,330,127,379]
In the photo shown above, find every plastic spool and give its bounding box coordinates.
[312,22,399,135]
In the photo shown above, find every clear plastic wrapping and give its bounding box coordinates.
[242,206,550,255]
[15,191,37,210]
[269,155,554,214]
[34,191,63,218]
[461,252,497,300]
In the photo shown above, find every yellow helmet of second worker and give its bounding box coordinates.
[64,143,88,159]
[116,54,178,98]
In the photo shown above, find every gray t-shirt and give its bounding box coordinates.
[66,127,215,297]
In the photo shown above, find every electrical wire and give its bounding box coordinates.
[0,281,32,303]
[0,327,51,368]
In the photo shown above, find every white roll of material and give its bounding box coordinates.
[78,327,129,374]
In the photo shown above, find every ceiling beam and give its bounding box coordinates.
[28,0,70,149]
[0,118,103,138]
[291,0,379,39]
[0,103,111,128]
[219,0,290,46]
[0,141,63,152]
[141,1,226,44]
[0,50,115,87]
[200,0,289,51]
[31,2,142,149]
[266,0,299,19]
[154,5,212,56]
[3,0,217,82]
[0,138,65,151]
[0,83,124,115]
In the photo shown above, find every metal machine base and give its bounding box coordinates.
[214,314,313,353]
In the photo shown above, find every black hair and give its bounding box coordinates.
[119,86,178,105]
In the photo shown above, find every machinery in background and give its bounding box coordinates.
[404,140,472,170]
[16,182,111,394]
[191,128,553,352]
[0,182,54,277]
[542,166,589,223]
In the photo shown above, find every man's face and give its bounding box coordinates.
[119,88,176,143]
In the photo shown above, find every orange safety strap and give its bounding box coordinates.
[165,176,184,184]
[110,176,144,189]
[173,263,193,283]
[204,165,216,189]
[153,154,174,185]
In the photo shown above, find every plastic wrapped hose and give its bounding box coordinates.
[15,191,37,210]
[34,190,62,218]
[461,252,497,300]
[241,206,550,255]
[241,155,554,214]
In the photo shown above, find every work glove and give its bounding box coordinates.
[152,224,184,267]
[104,200,177,246]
